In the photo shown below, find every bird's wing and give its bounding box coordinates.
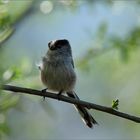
[71,59,75,68]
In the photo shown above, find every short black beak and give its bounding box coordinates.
[48,41,52,49]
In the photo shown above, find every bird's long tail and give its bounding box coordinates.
[66,91,98,128]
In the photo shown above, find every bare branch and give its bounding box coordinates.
[1,84,140,123]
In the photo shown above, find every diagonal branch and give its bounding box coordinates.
[1,84,140,123]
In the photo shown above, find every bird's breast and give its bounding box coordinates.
[41,60,76,92]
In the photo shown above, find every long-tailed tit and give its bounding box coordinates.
[40,39,97,128]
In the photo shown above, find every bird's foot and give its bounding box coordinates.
[57,90,63,100]
[41,88,48,101]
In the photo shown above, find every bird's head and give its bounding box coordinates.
[48,39,70,51]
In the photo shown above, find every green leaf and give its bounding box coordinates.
[0,26,14,44]
[0,94,19,112]
[111,99,119,110]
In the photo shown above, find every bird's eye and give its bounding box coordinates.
[48,42,51,48]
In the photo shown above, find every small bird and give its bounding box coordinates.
[40,39,97,128]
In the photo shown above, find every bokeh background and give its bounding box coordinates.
[1,0,140,139]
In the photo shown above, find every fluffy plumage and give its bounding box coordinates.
[40,39,97,128]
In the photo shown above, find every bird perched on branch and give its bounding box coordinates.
[39,39,97,128]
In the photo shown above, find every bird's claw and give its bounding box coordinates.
[57,90,63,101]
[41,88,48,101]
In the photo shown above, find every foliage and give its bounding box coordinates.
[111,99,119,110]
[0,0,140,139]
[78,25,140,70]
[0,0,34,138]
[0,0,33,44]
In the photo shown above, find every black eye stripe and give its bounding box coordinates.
[55,39,69,47]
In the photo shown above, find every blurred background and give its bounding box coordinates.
[0,0,140,139]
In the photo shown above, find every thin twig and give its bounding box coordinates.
[1,84,140,123]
